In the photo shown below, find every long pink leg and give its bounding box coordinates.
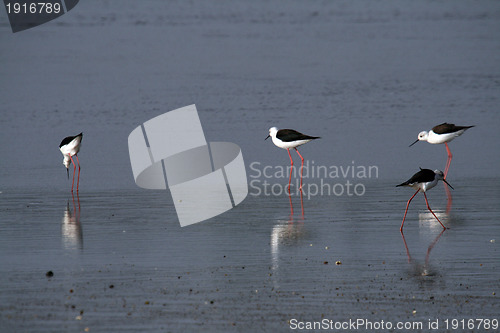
[72,191,81,219]
[442,143,453,212]
[423,192,446,230]
[74,154,81,193]
[294,148,305,190]
[444,142,452,178]
[287,150,294,215]
[400,231,411,263]
[69,154,76,192]
[287,149,294,193]
[400,189,419,232]
[299,184,304,216]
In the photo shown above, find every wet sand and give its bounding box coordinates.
[0,178,498,332]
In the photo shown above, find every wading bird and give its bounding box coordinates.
[59,133,83,192]
[266,127,320,191]
[397,168,453,231]
[409,123,473,178]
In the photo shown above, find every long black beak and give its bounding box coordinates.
[443,179,454,190]
[265,135,270,140]
[66,168,69,179]
[409,139,419,147]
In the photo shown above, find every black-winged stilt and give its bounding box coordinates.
[265,127,320,191]
[396,168,453,231]
[59,133,83,192]
[409,123,474,178]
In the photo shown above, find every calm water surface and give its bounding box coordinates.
[1,0,499,332]
[0,178,499,332]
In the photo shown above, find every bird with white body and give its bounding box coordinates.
[409,123,474,178]
[59,132,83,192]
[397,168,453,231]
[266,127,320,191]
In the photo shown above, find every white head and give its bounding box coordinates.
[434,169,444,180]
[63,155,72,168]
[265,127,278,140]
[434,169,454,189]
[409,131,429,146]
[63,155,71,178]
[418,131,429,141]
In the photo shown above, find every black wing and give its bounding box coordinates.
[276,129,320,142]
[432,123,474,134]
[397,168,435,187]
[59,132,83,147]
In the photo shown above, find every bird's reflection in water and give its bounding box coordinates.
[444,183,453,214]
[401,229,445,286]
[418,210,449,231]
[62,193,83,251]
[270,189,306,289]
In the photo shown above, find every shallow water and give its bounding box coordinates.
[0,178,499,332]
[1,0,500,332]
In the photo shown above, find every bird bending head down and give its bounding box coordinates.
[59,132,83,191]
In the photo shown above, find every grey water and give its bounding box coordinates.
[1,1,499,332]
